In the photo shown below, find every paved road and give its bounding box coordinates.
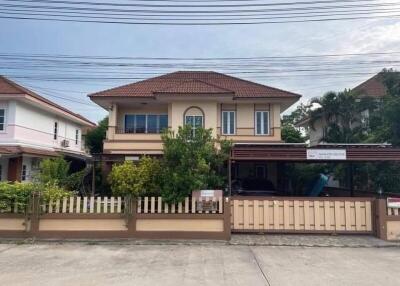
[0,242,399,286]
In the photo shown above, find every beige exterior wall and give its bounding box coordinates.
[136,218,224,232]
[39,219,128,231]
[387,221,400,240]
[105,99,283,154]
[0,218,26,231]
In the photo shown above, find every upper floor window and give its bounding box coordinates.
[0,109,5,131]
[53,122,58,140]
[75,129,79,145]
[255,111,270,135]
[124,114,168,134]
[184,106,204,137]
[222,111,235,135]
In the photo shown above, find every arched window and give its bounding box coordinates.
[184,106,204,136]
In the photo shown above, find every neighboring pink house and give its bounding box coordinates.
[0,76,95,182]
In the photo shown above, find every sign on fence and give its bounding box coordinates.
[192,190,223,212]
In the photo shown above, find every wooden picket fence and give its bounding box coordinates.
[231,197,374,233]
[42,196,124,214]
[388,207,400,216]
[137,196,224,214]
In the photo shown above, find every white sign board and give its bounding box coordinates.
[125,156,140,161]
[306,149,347,160]
[387,198,400,209]
[200,190,216,197]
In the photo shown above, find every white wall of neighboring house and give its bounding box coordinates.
[0,100,84,152]
[0,99,91,182]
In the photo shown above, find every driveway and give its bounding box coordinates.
[0,241,399,286]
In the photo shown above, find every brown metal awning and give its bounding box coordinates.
[0,146,58,157]
[230,143,400,162]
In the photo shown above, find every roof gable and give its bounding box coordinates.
[353,73,387,98]
[0,76,95,127]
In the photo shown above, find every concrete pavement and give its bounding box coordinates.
[0,241,399,286]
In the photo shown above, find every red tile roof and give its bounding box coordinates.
[89,71,301,99]
[0,76,96,127]
[353,73,387,98]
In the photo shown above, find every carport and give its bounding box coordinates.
[228,143,400,197]
[228,143,400,234]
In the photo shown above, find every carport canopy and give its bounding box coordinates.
[230,143,400,162]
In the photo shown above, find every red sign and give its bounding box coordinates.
[387,197,400,208]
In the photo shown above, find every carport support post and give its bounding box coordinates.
[91,161,96,196]
[228,158,232,196]
[348,163,354,197]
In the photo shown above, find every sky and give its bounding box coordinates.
[1,1,400,123]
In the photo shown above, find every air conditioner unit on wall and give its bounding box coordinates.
[61,140,70,147]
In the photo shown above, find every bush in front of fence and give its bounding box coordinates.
[0,182,72,213]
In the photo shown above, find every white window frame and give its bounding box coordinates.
[0,108,6,132]
[75,129,79,145]
[222,111,236,135]
[255,111,270,135]
[53,121,58,140]
[21,165,27,181]
[124,114,168,134]
[185,115,203,137]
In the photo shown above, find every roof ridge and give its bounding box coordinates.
[153,77,234,93]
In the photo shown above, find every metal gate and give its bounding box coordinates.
[231,197,374,233]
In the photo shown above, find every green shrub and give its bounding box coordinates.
[41,182,73,203]
[36,157,85,192]
[0,181,72,212]
[0,182,37,211]
[108,157,162,197]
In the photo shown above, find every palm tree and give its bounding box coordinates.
[309,90,375,143]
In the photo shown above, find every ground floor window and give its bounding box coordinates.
[21,165,27,181]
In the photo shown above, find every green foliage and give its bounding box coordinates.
[308,90,376,143]
[0,182,37,211]
[281,124,306,143]
[108,157,162,197]
[37,157,85,192]
[0,182,72,211]
[37,157,69,185]
[41,182,73,203]
[159,126,231,203]
[85,117,108,154]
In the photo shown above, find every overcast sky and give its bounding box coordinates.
[1,6,400,122]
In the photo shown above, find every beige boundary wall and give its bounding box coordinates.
[375,199,400,241]
[231,197,374,234]
[0,196,231,240]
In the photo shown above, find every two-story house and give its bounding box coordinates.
[0,76,96,181]
[89,71,301,187]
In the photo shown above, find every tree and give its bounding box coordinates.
[37,157,85,192]
[85,117,108,154]
[108,157,162,197]
[369,70,400,146]
[308,90,376,143]
[159,126,231,203]
[281,124,305,143]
